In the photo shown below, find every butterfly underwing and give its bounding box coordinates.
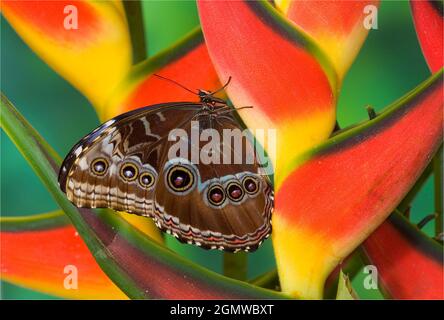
[58,88,273,252]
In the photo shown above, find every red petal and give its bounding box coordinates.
[1,225,127,299]
[411,0,444,72]
[2,0,132,109]
[197,0,336,179]
[363,213,444,299]
[273,71,443,298]
[285,0,379,79]
[103,29,222,120]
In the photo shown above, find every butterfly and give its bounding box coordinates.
[58,76,273,252]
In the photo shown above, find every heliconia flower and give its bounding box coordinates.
[362,213,444,299]
[277,0,380,81]
[102,28,222,120]
[197,0,337,183]
[1,0,442,300]
[410,0,443,73]
[0,0,224,298]
[0,208,280,299]
[357,0,444,300]
[273,71,443,298]
[1,0,132,113]
[199,0,443,299]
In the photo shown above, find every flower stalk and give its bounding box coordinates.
[434,145,443,236]
[223,252,248,281]
[123,0,148,63]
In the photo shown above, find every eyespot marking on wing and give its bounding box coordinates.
[163,158,199,195]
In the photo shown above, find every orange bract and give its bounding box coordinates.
[1,225,127,299]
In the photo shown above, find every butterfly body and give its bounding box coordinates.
[59,93,273,252]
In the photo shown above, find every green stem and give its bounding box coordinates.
[434,145,443,236]
[223,252,248,281]
[397,161,434,214]
[417,213,437,229]
[123,0,148,63]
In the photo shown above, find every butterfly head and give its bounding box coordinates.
[198,89,227,107]
[198,76,232,108]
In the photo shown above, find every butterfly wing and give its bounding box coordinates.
[152,112,273,252]
[59,103,273,252]
[58,102,201,216]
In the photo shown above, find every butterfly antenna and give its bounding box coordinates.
[217,105,253,115]
[236,105,253,110]
[211,76,232,95]
[153,74,198,95]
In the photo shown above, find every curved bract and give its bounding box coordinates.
[1,211,127,299]
[363,212,444,299]
[2,0,442,301]
[1,0,132,111]
[103,28,222,120]
[273,70,443,298]
[197,0,337,182]
[282,0,379,81]
[411,0,444,72]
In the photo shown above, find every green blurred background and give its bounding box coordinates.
[0,0,434,299]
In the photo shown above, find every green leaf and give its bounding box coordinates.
[0,93,287,299]
[336,270,358,300]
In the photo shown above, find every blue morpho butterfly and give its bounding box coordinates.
[58,75,273,252]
